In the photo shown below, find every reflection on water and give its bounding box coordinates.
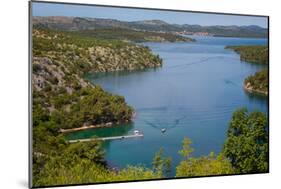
[66,123,133,139]
[66,36,268,176]
[244,90,268,112]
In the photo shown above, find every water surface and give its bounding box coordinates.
[66,36,268,175]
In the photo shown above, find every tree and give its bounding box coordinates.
[63,141,106,166]
[33,140,160,187]
[33,104,50,127]
[176,138,234,177]
[222,108,268,173]
[178,138,193,160]
[152,148,172,177]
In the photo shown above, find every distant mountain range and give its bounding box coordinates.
[33,16,268,38]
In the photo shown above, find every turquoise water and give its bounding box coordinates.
[66,36,268,175]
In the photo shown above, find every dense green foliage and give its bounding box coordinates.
[34,86,133,130]
[33,87,129,154]
[176,138,234,177]
[35,160,160,186]
[76,28,195,42]
[226,45,268,64]
[245,69,268,95]
[33,138,160,187]
[223,108,268,173]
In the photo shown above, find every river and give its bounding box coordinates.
[66,36,268,176]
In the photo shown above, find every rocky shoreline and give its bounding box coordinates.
[244,82,268,96]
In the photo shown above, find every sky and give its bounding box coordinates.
[32,2,268,28]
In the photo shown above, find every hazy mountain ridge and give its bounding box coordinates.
[33,16,268,38]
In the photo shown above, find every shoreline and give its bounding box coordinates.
[244,83,268,96]
[60,123,114,134]
[60,111,137,134]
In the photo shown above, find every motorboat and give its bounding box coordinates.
[134,130,140,135]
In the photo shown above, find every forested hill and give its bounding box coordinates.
[225,45,268,64]
[32,28,163,130]
[33,16,268,38]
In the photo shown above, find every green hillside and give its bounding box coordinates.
[226,45,268,64]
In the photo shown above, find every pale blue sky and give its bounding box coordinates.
[32,2,268,28]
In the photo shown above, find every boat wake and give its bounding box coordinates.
[166,56,226,69]
[137,103,242,132]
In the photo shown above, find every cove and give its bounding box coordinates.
[66,36,268,176]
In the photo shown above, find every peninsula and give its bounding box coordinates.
[226,45,268,95]
[32,28,163,133]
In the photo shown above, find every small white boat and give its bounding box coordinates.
[161,128,166,133]
[134,130,140,135]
